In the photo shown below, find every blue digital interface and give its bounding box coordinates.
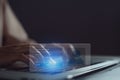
[34,48,68,73]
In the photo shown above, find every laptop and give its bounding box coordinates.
[0,43,119,80]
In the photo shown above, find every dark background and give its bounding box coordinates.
[8,0,120,55]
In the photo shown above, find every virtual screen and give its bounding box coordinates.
[29,44,86,73]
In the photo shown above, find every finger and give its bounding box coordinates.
[31,45,44,58]
[22,54,35,65]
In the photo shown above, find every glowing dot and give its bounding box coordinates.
[67,75,73,79]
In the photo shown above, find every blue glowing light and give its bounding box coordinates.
[35,49,68,73]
